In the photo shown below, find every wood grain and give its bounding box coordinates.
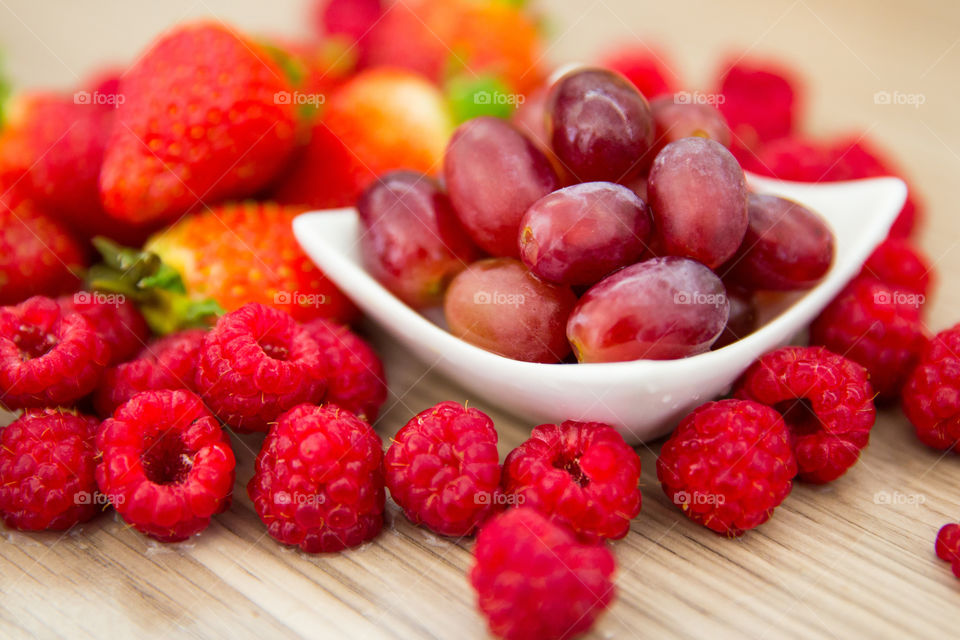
[2,0,960,638]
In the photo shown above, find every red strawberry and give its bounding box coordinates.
[99,22,298,224]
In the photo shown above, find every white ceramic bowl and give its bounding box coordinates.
[293,174,907,444]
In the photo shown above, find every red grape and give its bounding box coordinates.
[518,182,651,286]
[648,137,748,268]
[721,193,834,291]
[444,116,559,257]
[358,171,480,308]
[567,257,729,362]
[644,95,731,165]
[546,67,654,182]
[444,258,577,363]
[712,286,757,349]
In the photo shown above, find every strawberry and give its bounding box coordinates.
[145,201,358,324]
[0,191,86,305]
[99,22,298,225]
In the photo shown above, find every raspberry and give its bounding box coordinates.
[0,296,109,409]
[195,303,327,433]
[810,278,928,398]
[936,523,960,562]
[735,346,876,483]
[902,324,960,451]
[94,329,206,418]
[248,403,385,553]
[303,319,387,423]
[597,45,677,99]
[469,508,616,640]
[385,401,501,537]
[657,399,796,536]
[58,292,150,365]
[96,389,235,542]
[0,409,100,530]
[862,238,933,300]
[716,59,799,149]
[502,420,641,542]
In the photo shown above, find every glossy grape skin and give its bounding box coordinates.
[567,257,729,362]
[546,67,654,183]
[721,194,835,291]
[643,96,731,166]
[647,137,748,268]
[518,182,652,286]
[444,258,577,363]
[712,286,757,349]
[444,117,559,257]
[358,171,480,308]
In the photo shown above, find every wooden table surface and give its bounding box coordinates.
[2,0,960,638]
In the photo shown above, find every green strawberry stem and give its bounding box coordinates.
[88,237,224,335]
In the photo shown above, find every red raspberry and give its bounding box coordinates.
[657,399,796,536]
[502,420,641,542]
[0,296,109,409]
[902,324,960,451]
[96,389,235,542]
[735,346,876,483]
[303,319,387,423]
[385,401,501,537]
[195,303,327,433]
[862,238,933,300]
[470,508,616,640]
[58,292,151,365]
[716,59,800,149]
[936,523,960,562]
[810,278,928,398]
[0,408,100,530]
[94,329,207,418]
[597,45,677,99]
[248,403,385,553]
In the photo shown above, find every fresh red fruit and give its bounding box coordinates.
[598,45,677,99]
[721,193,834,291]
[644,95,731,165]
[0,296,109,410]
[248,403,385,553]
[518,182,652,286]
[862,238,933,300]
[315,0,382,44]
[96,389,235,542]
[470,508,616,640]
[444,116,559,258]
[735,346,876,483]
[100,22,298,223]
[302,319,387,423]
[147,201,358,324]
[716,58,800,149]
[713,286,757,349]
[503,420,641,542]
[0,409,100,531]
[195,303,327,433]
[94,329,206,419]
[444,258,577,363]
[902,324,960,451]
[385,401,501,537]
[810,278,928,398]
[58,292,150,365]
[358,171,479,308]
[936,523,960,562]
[547,67,654,183]
[648,136,748,268]
[657,399,797,536]
[567,257,729,362]
[0,194,86,305]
